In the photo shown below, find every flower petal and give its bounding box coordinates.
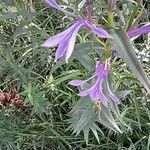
[98,79,108,106]
[106,78,119,102]
[68,80,87,86]
[128,24,150,38]
[109,93,119,103]
[55,37,69,61]
[41,22,78,47]
[108,87,119,102]
[65,22,84,62]
[85,21,112,38]
[89,80,101,101]
[78,81,96,97]
[91,26,112,38]
[96,61,109,79]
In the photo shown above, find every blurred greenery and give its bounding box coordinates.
[0,0,149,149]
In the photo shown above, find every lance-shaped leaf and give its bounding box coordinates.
[67,97,123,144]
[109,28,150,94]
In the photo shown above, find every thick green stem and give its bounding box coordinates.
[103,11,115,60]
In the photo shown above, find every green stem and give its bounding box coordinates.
[103,11,115,60]
[104,39,112,59]
[107,11,114,27]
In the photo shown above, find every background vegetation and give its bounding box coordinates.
[0,0,150,149]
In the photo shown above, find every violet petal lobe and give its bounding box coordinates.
[106,77,119,102]
[109,92,119,103]
[127,24,150,38]
[78,81,95,97]
[89,80,101,101]
[96,62,108,79]
[41,22,79,47]
[68,80,87,86]
[55,36,69,61]
[107,84,119,102]
[91,26,112,38]
[85,21,112,38]
[98,79,108,106]
[65,22,84,62]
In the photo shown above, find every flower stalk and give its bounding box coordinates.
[107,11,114,27]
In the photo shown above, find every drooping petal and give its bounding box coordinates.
[106,77,119,102]
[91,26,112,38]
[127,24,150,38]
[55,37,69,61]
[108,85,119,102]
[89,80,101,101]
[98,79,108,106]
[68,80,87,86]
[65,22,84,62]
[84,21,112,38]
[41,21,79,47]
[109,92,119,103]
[78,80,96,97]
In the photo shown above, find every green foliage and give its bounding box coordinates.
[0,0,149,149]
[22,82,51,115]
[110,28,150,94]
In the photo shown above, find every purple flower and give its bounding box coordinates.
[45,0,76,16]
[69,60,119,106]
[113,24,150,57]
[127,13,150,39]
[42,18,111,62]
[113,13,150,56]
[127,24,150,39]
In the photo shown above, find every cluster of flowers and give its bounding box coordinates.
[42,0,150,107]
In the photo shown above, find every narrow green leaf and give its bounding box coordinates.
[73,109,95,135]
[83,127,89,145]
[116,90,132,99]
[54,70,82,85]
[100,107,122,133]
[76,56,94,71]
[90,126,100,143]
